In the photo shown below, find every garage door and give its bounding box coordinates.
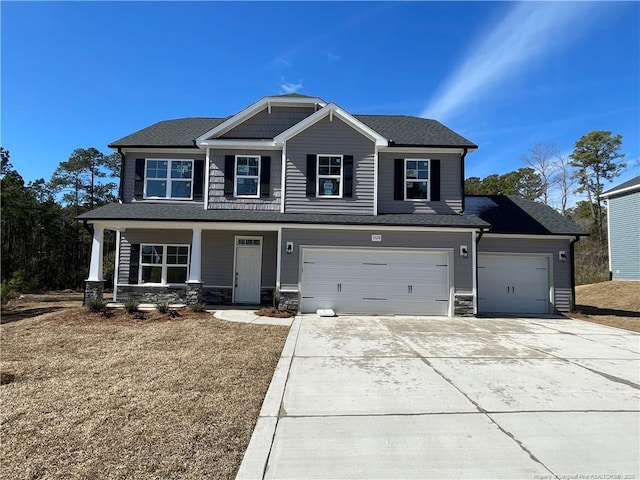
[478,254,550,314]
[300,248,451,315]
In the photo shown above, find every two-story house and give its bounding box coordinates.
[79,94,585,316]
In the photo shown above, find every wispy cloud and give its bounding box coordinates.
[279,80,304,94]
[273,57,291,67]
[326,51,341,63]
[422,2,598,121]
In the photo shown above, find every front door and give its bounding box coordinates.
[233,236,262,304]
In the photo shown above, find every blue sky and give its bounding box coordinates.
[2,1,639,206]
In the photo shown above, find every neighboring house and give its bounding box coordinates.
[79,94,585,316]
[601,176,640,281]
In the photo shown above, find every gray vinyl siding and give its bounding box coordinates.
[208,149,281,211]
[122,151,205,203]
[608,192,640,280]
[118,229,277,287]
[117,229,193,284]
[201,231,277,287]
[221,106,316,139]
[280,228,473,292]
[284,116,375,214]
[478,237,573,312]
[377,151,463,214]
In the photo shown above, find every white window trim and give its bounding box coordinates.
[139,243,190,285]
[404,158,431,202]
[316,154,343,198]
[234,155,261,198]
[143,159,194,200]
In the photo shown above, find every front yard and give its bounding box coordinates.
[0,307,289,479]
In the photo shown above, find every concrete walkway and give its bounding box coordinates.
[213,308,293,327]
[237,315,640,479]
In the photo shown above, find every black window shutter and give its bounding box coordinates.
[224,155,234,195]
[306,154,316,197]
[343,155,354,198]
[430,160,441,201]
[134,159,145,200]
[129,244,140,284]
[193,159,204,201]
[394,159,404,200]
[260,156,271,198]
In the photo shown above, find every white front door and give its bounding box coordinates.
[234,237,262,304]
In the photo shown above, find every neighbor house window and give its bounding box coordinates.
[317,155,342,197]
[144,159,193,199]
[234,155,261,197]
[405,159,430,200]
[139,244,189,284]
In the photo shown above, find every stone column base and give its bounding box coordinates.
[278,290,299,312]
[185,282,203,305]
[454,294,475,317]
[84,280,104,304]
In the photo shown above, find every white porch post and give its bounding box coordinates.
[87,224,104,282]
[187,227,202,283]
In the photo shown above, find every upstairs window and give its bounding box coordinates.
[317,155,343,197]
[405,159,430,200]
[235,155,261,197]
[139,244,189,284]
[144,159,193,200]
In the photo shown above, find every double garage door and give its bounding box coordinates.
[300,248,451,315]
[478,254,551,315]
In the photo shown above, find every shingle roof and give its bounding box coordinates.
[109,118,227,148]
[464,195,587,235]
[108,111,477,148]
[354,115,477,148]
[78,203,489,228]
[601,175,640,197]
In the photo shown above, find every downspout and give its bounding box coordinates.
[117,148,125,203]
[569,235,580,312]
[81,220,94,305]
[460,147,468,213]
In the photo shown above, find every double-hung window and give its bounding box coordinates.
[144,159,193,199]
[317,155,342,197]
[235,155,260,197]
[405,159,430,200]
[139,244,190,284]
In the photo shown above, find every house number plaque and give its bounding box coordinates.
[371,234,382,242]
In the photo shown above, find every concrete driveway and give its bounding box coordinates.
[237,315,640,479]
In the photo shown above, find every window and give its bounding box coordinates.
[139,244,189,284]
[405,159,430,200]
[317,155,342,197]
[234,155,261,197]
[144,159,193,199]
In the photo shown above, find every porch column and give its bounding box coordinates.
[85,224,105,303]
[186,227,203,305]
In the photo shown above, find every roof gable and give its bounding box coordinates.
[109,118,226,148]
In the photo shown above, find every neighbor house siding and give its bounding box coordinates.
[377,151,463,214]
[122,151,205,203]
[221,106,316,139]
[201,231,277,287]
[478,237,573,312]
[608,192,640,280]
[284,116,375,214]
[279,228,472,292]
[208,149,281,211]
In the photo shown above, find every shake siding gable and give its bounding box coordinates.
[220,106,317,139]
[285,116,375,214]
[378,151,463,214]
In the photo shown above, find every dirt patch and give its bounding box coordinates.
[255,307,297,318]
[1,306,289,479]
[572,281,640,332]
[1,291,111,324]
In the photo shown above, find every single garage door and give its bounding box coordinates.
[300,248,451,315]
[478,253,551,314]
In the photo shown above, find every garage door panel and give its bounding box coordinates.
[301,248,451,315]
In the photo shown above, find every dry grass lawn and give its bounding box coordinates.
[0,307,289,479]
[571,281,640,332]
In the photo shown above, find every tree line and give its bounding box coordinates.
[1,147,119,302]
[0,130,629,302]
